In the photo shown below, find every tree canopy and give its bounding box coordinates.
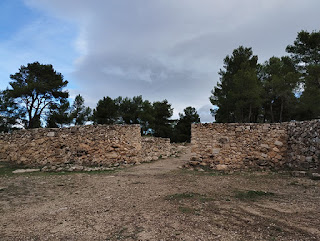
[172,106,200,142]
[286,30,320,120]
[286,30,320,66]
[92,96,174,138]
[70,94,92,125]
[151,100,173,138]
[210,30,320,123]
[260,56,300,122]
[0,90,24,132]
[46,99,71,128]
[92,96,118,124]
[7,62,69,128]
[210,46,262,123]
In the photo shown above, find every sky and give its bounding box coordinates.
[1,0,320,122]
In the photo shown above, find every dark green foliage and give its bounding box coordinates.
[232,65,262,122]
[260,56,300,122]
[70,94,92,125]
[286,30,320,120]
[152,100,173,138]
[7,62,68,128]
[139,100,154,134]
[92,96,118,124]
[211,31,320,123]
[0,90,24,132]
[46,99,71,128]
[92,96,174,138]
[117,96,142,124]
[210,46,262,123]
[117,95,155,134]
[286,30,320,66]
[172,106,200,142]
[296,65,320,119]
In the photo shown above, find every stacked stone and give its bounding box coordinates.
[287,120,320,172]
[141,136,172,162]
[0,124,142,167]
[191,123,288,170]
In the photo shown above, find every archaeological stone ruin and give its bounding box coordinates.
[191,119,320,173]
[0,124,176,171]
[0,120,319,174]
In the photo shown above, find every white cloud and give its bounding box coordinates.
[19,0,320,122]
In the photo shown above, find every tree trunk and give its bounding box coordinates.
[27,109,33,129]
[270,104,274,123]
[279,98,284,123]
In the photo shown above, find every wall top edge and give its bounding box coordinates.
[192,119,320,127]
[0,124,141,135]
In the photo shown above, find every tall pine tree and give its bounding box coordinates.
[210,46,262,123]
[286,30,320,120]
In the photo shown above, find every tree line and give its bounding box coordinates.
[0,63,200,142]
[210,30,320,123]
[1,30,319,140]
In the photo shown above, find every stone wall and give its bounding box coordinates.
[191,120,320,172]
[191,123,288,170]
[0,125,142,167]
[287,120,320,172]
[0,125,178,169]
[141,137,173,162]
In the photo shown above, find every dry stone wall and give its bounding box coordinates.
[287,120,320,172]
[0,125,142,167]
[141,137,173,162]
[191,120,320,172]
[0,124,177,169]
[191,123,288,170]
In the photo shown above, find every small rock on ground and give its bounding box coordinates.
[12,169,40,174]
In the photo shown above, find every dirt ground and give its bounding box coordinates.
[0,147,320,241]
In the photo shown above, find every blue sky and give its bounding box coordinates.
[0,0,78,91]
[1,0,320,122]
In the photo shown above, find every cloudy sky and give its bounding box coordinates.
[1,0,320,122]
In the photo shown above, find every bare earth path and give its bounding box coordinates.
[124,147,191,176]
[0,146,320,240]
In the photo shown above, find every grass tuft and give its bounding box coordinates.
[235,190,274,201]
[165,192,200,201]
[0,162,27,176]
[165,192,213,202]
[178,206,199,215]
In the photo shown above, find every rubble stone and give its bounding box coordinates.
[0,124,177,169]
[191,120,320,172]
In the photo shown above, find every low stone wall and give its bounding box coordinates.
[287,120,320,172]
[141,136,173,162]
[0,125,179,169]
[191,120,320,172]
[0,125,142,167]
[191,123,288,170]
